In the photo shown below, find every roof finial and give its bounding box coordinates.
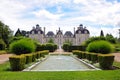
[59,27,60,31]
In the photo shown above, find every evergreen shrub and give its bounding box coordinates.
[9,55,26,71]
[98,54,114,69]
[90,53,98,63]
[24,54,32,64]
[10,38,35,55]
[86,40,113,54]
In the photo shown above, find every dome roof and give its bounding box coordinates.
[30,25,44,34]
[75,29,89,34]
[75,24,90,34]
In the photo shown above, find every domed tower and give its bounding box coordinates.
[29,24,44,44]
[75,24,90,45]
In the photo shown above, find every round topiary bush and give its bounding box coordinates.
[86,40,113,54]
[9,38,35,55]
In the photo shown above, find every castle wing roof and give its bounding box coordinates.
[64,31,73,37]
[46,31,55,37]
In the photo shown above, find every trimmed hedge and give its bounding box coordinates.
[9,55,26,71]
[63,43,70,52]
[69,46,86,52]
[86,52,92,61]
[45,43,57,52]
[40,50,49,57]
[9,50,49,71]
[81,52,86,59]
[98,54,114,69]
[90,53,98,63]
[24,54,33,64]
[86,40,113,54]
[9,38,35,55]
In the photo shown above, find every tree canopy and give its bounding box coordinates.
[0,21,12,46]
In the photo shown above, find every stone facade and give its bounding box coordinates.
[29,24,90,46]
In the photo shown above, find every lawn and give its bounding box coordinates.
[0,62,120,80]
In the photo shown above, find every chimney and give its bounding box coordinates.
[44,27,46,35]
[74,27,75,34]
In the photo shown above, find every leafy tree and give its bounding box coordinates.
[64,39,72,46]
[106,34,116,44]
[100,30,104,37]
[48,38,54,43]
[0,21,12,46]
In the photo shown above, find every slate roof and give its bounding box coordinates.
[30,25,44,34]
[56,28,63,35]
[46,31,55,37]
[75,24,90,34]
[64,31,73,37]
[75,28,90,34]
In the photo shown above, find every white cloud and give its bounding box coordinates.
[33,9,64,20]
[0,0,120,37]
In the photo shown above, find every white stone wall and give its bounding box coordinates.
[29,33,89,45]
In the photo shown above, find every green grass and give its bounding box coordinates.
[0,61,120,80]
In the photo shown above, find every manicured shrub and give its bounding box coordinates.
[35,52,40,59]
[35,43,42,51]
[9,55,26,71]
[86,52,92,61]
[72,50,80,55]
[98,54,114,69]
[45,43,54,52]
[24,54,33,64]
[90,53,98,63]
[31,53,36,62]
[40,50,49,57]
[63,43,70,52]
[0,39,6,50]
[81,52,86,59]
[69,46,86,52]
[9,38,36,55]
[72,50,80,58]
[53,44,58,51]
[86,40,113,54]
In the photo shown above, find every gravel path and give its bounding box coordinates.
[113,53,120,62]
[0,54,13,64]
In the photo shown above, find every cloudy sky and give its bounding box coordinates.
[0,0,120,37]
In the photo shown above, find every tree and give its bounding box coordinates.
[106,34,116,44]
[100,30,104,37]
[0,21,12,46]
[48,38,54,43]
